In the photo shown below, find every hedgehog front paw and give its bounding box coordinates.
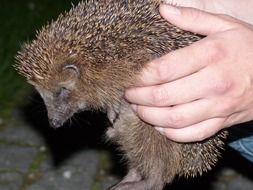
[106,127,118,139]
[107,102,122,124]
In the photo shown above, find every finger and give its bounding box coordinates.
[135,40,208,87]
[159,4,235,35]
[155,117,226,142]
[136,99,214,128]
[126,68,211,107]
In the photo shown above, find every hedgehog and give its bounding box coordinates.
[15,0,227,189]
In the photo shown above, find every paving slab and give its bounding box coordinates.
[0,125,44,146]
[28,150,99,190]
[0,172,23,190]
[0,145,37,173]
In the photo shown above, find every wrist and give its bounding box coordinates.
[166,0,205,10]
[204,0,253,25]
[205,0,233,15]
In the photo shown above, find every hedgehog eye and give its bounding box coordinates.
[63,64,79,77]
[57,87,71,100]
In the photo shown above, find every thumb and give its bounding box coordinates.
[159,4,233,35]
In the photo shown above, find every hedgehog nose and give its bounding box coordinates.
[49,118,63,129]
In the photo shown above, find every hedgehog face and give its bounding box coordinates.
[34,64,87,129]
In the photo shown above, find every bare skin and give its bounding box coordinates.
[125,1,253,142]
[168,0,253,25]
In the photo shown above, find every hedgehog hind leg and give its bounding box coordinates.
[108,168,142,190]
[118,168,142,183]
[109,168,164,190]
[109,179,164,190]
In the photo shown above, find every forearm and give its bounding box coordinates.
[207,0,253,24]
[168,0,253,24]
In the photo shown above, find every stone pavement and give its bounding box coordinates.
[0,101,253,190]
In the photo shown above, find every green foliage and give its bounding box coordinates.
[0,0,79,116]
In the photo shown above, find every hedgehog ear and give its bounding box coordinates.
[62,64,80,78]
[59,64,80,90]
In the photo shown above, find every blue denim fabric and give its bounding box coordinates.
[229,136,253,162]
[228,122,253,162]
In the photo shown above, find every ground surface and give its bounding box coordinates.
[0,105,253,190]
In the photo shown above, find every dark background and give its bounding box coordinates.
[0,1,253,190]
[0,0,79,117]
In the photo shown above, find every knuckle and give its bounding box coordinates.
[204,39,226,64]
[211,76,233,94]
[151,86,169,106]
[165,112,184,128]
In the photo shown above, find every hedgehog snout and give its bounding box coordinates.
[47,109,67,129]
[49,118,64,129]
[46,101,76,129]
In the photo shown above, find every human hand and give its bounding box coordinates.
[125,4,253,142]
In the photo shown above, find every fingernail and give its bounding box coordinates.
[155,127,166,135]
[160,4,181,15]
[131,104,137,112]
